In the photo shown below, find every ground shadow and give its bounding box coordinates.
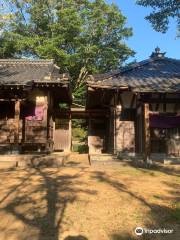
[0,167,96,240]
[120,159,180,177]
[91,170,180,240]
[64,235,88,240]
[111,233,136,240]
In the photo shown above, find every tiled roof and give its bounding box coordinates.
[87,56,180,92]
[0,59,69,86]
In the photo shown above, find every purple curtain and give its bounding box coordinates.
[26,106,44,121]
[150,114,180,128]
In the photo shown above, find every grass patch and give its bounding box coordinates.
[72,144,88,153]
[171,202,180,222]
[113,165,159,177]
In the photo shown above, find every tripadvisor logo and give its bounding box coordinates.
[135,227,174,236]
[135,227,143,236]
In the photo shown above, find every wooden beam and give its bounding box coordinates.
[144,103,150,162]
[15,100,20,143]
[88,87,96,92]
[130,94,136,108]
[87,84,129,90]
[140,98,180,104]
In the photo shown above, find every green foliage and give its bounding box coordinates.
[59,102,69,110]
[72,119,87,142]
[72,119,86,129]
[72,144,88,153]
[72,119,88,153]
[72,127,87,142]
[171,202,180,222]
[0,0,134,103]
[136,0,180,36]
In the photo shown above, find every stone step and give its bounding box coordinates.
[65,153,90,166]
[0,153,70,168]
[0,161,18,168]
[163,158,180,164]
[90,154,117,162]
[150,154,180,164]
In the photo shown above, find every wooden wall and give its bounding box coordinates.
[0,119,22,144]
[115,106,135,154]
[115,92,136,155]
[136,94,180,157]
[86,90,180,158]
[88,118,107,154]
[23,90,48,144]
[54,118,71,152]
[87,91,136,155]
[135,103,144,154]
[0,100,22,146]
[0,87,71,153]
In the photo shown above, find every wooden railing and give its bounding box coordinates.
[0,119,22,144]
[25,120,47,143]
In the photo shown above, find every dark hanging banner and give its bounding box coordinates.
[150,114,180,128]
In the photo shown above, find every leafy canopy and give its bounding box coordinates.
[0,0,134,103]
[136,0,180,36]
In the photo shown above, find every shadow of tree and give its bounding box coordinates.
[0,167,95,240]
[91,171,152,209]
[0,164,179,240]
[64,235,88,240]
[111,233,136,240]
[91,170,180,240]
[0,170,33,205]
[123,160,180,177]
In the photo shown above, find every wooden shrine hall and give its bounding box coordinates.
[0,49,180,163]
[86,48,180,160]
[0,59,71,154]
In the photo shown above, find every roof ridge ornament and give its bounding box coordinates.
[150,47,166,58]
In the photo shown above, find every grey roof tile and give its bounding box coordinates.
[0,59,69,86]
[87,57,180,92]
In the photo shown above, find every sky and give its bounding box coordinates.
[108,0,180,62]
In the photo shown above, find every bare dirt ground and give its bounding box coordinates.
[0,161,179,240]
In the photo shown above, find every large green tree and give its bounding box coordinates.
[0,0,134,103]
[136,0,180,36]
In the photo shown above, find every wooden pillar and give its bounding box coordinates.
[114,105,122,154]
[22,117,25,143]
[43,96,48,127]
[69,112,72,151]
[15,100,20,143]
[44,96,51,151]
[113,107,117,154]
[143,103,150,162]
[113,91,119,154]
[88,119,92,154]
[108,106,115,153]
[136,102,143,154]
